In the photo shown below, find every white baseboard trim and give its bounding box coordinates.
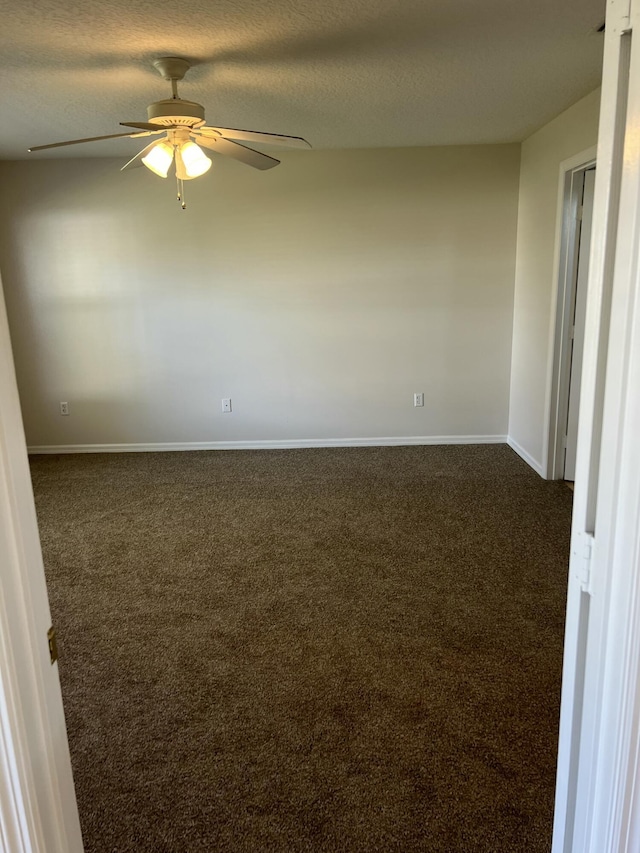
[28,435,508,454]
[507,436,545,477]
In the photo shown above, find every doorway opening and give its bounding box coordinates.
[546,152,597,482]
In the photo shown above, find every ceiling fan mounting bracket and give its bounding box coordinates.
[152,57,191,82]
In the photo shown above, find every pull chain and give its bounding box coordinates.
[176,174,186,210]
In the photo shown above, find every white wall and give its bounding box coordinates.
[508,89,601,472]
[0,146,520,449]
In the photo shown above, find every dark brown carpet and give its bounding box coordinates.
[30,445,572,853]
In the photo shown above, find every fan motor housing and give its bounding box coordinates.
[146,98,205,127]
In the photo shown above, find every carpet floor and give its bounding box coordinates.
[30,444,572,853]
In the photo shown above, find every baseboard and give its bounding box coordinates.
[28,435,508,454]
[507,436,545,477]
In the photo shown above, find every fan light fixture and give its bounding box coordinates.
[141,140,174,177]
[179,141,212,178]
[141,139,211,180]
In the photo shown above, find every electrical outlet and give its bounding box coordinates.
[60,401,69,416]
[413,393,424,407]
[221,398,232,413]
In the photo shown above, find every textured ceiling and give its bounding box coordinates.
[0,0,604,159]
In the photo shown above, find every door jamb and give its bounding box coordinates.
[544,147,597,481]
[0,276,84,852]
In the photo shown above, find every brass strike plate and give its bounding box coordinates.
[47,627,58,664]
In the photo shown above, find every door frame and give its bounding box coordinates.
[0,275,84,852]
[564,0,640,845]
[544,148,597,482]
[551,0,640,849]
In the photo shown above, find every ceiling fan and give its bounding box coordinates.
[28,57,311,208]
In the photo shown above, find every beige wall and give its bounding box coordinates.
[0,146,520,449]
[508,89,601,471]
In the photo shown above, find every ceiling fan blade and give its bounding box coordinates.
[120,139,165,171]
[120,121,167,131]
[194,134,280,170]
[28,130,159,152]
[199,126,311,149]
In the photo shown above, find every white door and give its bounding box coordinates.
[564,168,596,482]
